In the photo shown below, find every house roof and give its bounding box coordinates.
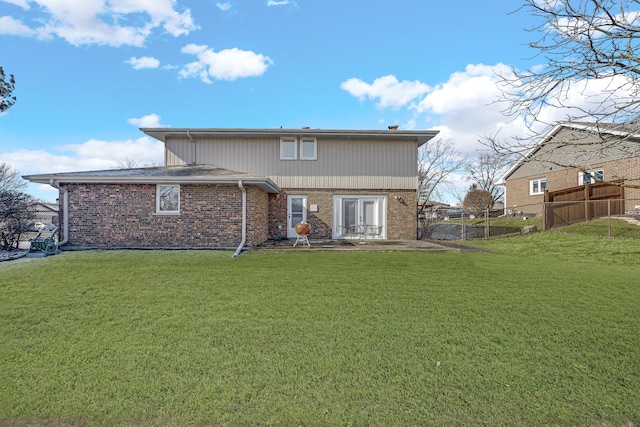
[22,165,281,193]
[499,121,640,183]
[140,127,439,147]
[34,202,59,212]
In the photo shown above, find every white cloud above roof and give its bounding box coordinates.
[178,44,273,83]
[216,3,232,11]
[340,75,430,109]
[127,114,167,128]
[0,0,197,46]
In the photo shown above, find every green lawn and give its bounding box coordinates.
[1,232,639,426]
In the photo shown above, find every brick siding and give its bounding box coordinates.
[268,189,418,240]
[506,158,640,216]
[61,183,269,248]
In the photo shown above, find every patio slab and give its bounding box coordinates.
[252,239,464,252]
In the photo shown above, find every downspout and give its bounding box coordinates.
[186,130,196,165]
[49,179,69,247]
[233,180,247,258]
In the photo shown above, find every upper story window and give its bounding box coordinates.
[280,136,318,160]
[156,184,180,214]
[530,178,546,195]
[280,137,297,160]
[579,168,604,185]
[300,137,317,160]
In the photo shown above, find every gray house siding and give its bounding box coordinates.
[164,137,419,189]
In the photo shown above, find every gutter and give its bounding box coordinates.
[232,180,247,258]
[49,179,69,247]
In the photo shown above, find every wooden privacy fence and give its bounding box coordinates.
[543,181,625,229]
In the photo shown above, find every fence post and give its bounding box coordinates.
[485,209,489,239]
[608,199,611,239]
[585,183,591,221]
[461,212,466,240]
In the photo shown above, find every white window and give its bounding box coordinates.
[156,184,180,214]
[579,168,604,185]
[530,178,546,195]
[280,137,297,160]
[300,137,317,160]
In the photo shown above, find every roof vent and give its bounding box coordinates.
[301,126,310,129]
[388,125,399,130]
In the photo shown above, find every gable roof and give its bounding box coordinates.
[499,121,640,183]
[23,165,281,193]
[141,127,439,147]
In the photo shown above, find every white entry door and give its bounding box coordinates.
[287,195,307,238]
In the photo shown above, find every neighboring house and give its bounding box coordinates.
[23,128,438,251]
[32,202,59,225]
[500,122,640,216]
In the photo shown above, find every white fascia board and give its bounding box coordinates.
[23,174,281,193]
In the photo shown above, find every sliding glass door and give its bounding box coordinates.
[333,195,386,239]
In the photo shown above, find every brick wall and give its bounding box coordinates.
[61,183,270,248]
[506,158,640,216]
[268,189,418,240]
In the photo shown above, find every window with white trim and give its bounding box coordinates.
[156,184,180,214]
[300,137,317,160]
[579,168,604,185]
[530,178,546,195]
[280,137,297,160]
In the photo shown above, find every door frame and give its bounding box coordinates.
[287,195,308,238]
[332,195,386,239]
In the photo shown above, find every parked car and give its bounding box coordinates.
[440,207,466,220]
[34,222,55,231]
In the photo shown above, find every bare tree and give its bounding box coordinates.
[0,190,36,250]
[418,138,467,210]
[0,163,26,193]
[111,158,160,169]
[465,148,512,206]
[0,66,16,113]
[494,0,640,160]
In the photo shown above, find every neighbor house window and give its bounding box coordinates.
[579,168,604,185]
[280,137,297,160]
[530,178,546,195]
[157,184,180,214]
[300,137,317,160]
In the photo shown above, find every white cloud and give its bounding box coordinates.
[3,137,163,175]
[179,44,273,83]
[57,137,163,162]
[340,75,430,109]
[267,1,289,6]
[126,56,160,70]
[216,3,232,11]
[2,0,29,8]
[4,135,164,201]
[0,15,41,37]
[127,113,167,128]
[0,0,198,47]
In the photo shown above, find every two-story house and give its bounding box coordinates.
[23,128,438,253]
[500,122,640,216]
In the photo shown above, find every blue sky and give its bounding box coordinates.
[1,0,548,202]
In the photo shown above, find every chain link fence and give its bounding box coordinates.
[419,199,640,241]
[16,208,59,250]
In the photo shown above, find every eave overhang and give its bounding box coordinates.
[23,166,281,193]
[140,127,440,147]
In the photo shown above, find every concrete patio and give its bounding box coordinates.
[252,238,466,252]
